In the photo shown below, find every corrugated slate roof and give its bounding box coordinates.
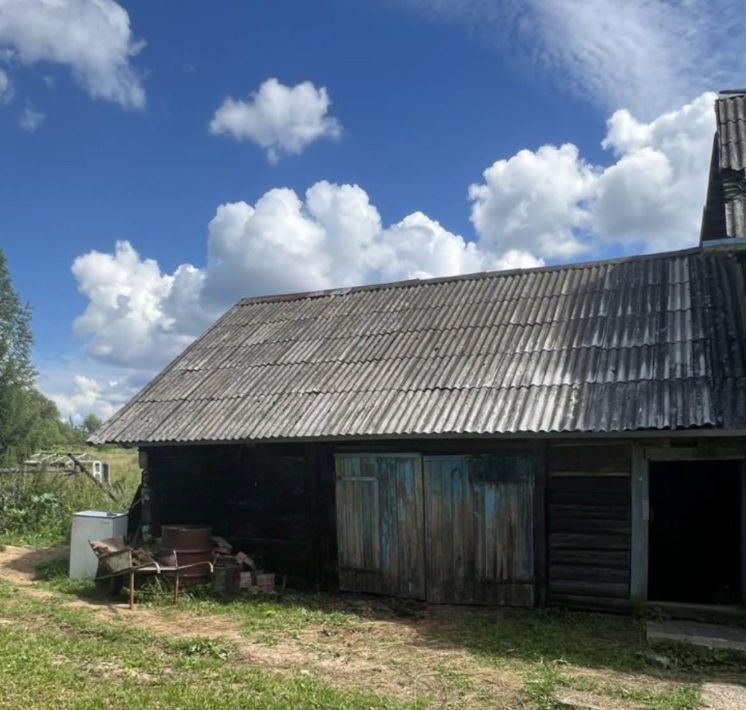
[701,91,746,240]
[91,245,746,445]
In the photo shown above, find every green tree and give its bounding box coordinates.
[81,413,103,437]
[0,250,85,463]
[0,248,36,464]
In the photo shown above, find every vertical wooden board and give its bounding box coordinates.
[424,458,444,601]
[383,457,399,594]
[479,482,497,581]
[630,445,648,601]
[492,482,533,582]
[533,441,547,607]
[474,481,485,589]
[741,461,746,606]
[335,479,352,568]
[439,459,455,601]
[335,477,379,572]
[411,455,427,599]
[425,457,469,603]
[362,477,381,572]
[520,483,535,581]
[383,454,425,599]
[400,455,426,599]
[453,461,473,601]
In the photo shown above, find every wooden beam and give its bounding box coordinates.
[532,441,547,608]
[630,444,649,601]
[305,442,322,590]
[645,441,746,461]
[742,460,746,606]
[140,449,153,545]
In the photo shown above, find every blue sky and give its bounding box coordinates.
[0,0,740,420]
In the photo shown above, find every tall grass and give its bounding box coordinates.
[0,447,140,547]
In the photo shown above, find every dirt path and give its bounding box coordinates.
[0,545,526,707]
[0,544,68,584]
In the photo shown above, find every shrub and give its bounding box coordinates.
[0,469,127,546]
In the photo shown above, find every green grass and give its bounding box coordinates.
[37,555,366,642]
[427,606,649,673]
[0,446,139,547]
[425,608,719,709]
[522,662,706,710]
[32,555,723,710]
[0,580,422,710]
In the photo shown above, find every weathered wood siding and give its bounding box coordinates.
[335,453,426,599]
[424,455,534,605]
[546,443,632,610]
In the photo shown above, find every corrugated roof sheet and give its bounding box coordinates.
[716,92,746,171]
[701,91,746,240]
[91,245,746,445]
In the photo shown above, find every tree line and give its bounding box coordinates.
[0,248,102,464]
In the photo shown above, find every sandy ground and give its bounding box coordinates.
[1,544,744,709]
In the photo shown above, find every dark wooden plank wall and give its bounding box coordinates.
[546,443,632,611]
[143,438,640,604]
[145,443,336,587]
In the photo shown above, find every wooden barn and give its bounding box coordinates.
[91,91,746,615]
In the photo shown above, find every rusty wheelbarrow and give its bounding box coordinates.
[89,536,214,610]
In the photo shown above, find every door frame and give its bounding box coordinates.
[631,444,746,604]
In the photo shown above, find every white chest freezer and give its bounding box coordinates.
[69,510,128,580]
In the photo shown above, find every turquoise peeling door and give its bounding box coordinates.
[335,453,426,599]
[424,455,535,605]
[335,453,534,604]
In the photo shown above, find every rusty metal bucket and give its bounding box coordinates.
[157,524,213,583]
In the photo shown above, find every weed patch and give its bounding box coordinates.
[0,447,139,547]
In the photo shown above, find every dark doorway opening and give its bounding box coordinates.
[648,460,741,605]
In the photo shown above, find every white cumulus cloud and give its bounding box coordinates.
[591,93,717,252]
[50,374,121,422]
[0,0,145,108]
[41,367,143,423]
[71,241,207,370]
[65,93,716,419]
[469,144,596,260]
[72,182,520,371]
[210,78,341,162]
[469,92,716,258]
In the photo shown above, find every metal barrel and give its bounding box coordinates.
[158,524,213,582]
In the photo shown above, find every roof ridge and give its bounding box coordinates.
[237,245,706,307]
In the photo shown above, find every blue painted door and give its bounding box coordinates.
[424,455,535,605]
[335,453,426,599]
[335,452,534,604]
